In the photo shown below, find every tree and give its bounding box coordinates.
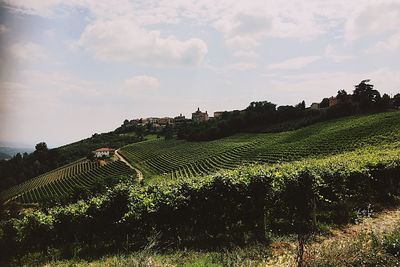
[87,152,95,161]
[320,98,330,108]
[296,101,306,110]
[394,93,400,108]
[377,93,391,110]
[352,80,380,109]
[35,142,48,152]
[162,123,174,140]
[135,125,146,140]
[336,90,348,103]
[246,101,276,113]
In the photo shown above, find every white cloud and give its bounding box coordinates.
[232,50,258,59]
[9,42,49,62]
[267,56,320,70]
[345,1,400,41]
[0,24,9,34]
[260,68,400,105]
[0,82,29,113]
[324,44,353,62]
[1,0,84,17]
[227,62,257,71]
[365,33,400,54]
[77,18,208,67]
[124,75,160,92]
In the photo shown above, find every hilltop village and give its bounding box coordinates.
[121,95,345,131]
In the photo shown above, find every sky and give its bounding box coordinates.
[0,0,400,148]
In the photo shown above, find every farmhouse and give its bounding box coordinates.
[192,107,209,123]
[93,148,115,158]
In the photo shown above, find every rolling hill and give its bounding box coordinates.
[0,159,133,204]
[1,111,399,205]
[119,111,400,180]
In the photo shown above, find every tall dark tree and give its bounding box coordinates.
[394,93,400,108]
[162,123,174,140]
[378,93,391,110]
[35,142,48,152]
[296,101,306,110]
[336,90,348,103]
[320,98,330,108]
[135,125,146,140]
[352,80,380,109]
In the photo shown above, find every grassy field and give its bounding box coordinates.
[120,111,400,180]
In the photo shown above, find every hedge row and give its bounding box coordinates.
[1,145,400,259]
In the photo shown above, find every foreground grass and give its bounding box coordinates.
[11,245,272,267]
[14,208,399,267]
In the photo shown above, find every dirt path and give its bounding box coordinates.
[266,208,400,266]
[115,150,144,182]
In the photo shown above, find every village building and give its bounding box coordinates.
[310,103,320,109]
[141,117,159,125]
[192,107,209,123]
[213,111,225,118]
[158,117,173,125]
[93,148,115,158]
[174,113,186,124]
[329,96,338,107]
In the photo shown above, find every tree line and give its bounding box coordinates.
[177,80,400,141]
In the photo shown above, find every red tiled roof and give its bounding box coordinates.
[94,148,115,152]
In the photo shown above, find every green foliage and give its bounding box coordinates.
[1,145,400,260]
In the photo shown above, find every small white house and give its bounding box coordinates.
[93,148,115,158]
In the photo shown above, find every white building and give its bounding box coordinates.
[93,148,115,158]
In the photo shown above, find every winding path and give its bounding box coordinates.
[115,149,143,182]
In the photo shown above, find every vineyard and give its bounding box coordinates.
[119,111,400,180]
[0,159,133,204]
[2,143,400,260]
[2,111,399,205]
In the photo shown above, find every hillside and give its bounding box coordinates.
[120,111,400,180]
[0,159,134,204]
[1,111,400,266]
[3,111,398,205]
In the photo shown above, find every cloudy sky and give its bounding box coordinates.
[0,0,400,147]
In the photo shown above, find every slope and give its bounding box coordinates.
[0,159,133,204]
[119,111,400,180]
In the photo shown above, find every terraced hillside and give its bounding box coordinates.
[0,159,133,204]
[120,111,400,180]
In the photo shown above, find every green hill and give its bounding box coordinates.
[0,159,133,204]
[119,111,400,180]
[2,111,399,205]
[2,111,400,265]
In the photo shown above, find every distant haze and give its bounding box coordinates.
[0,1,399,147]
